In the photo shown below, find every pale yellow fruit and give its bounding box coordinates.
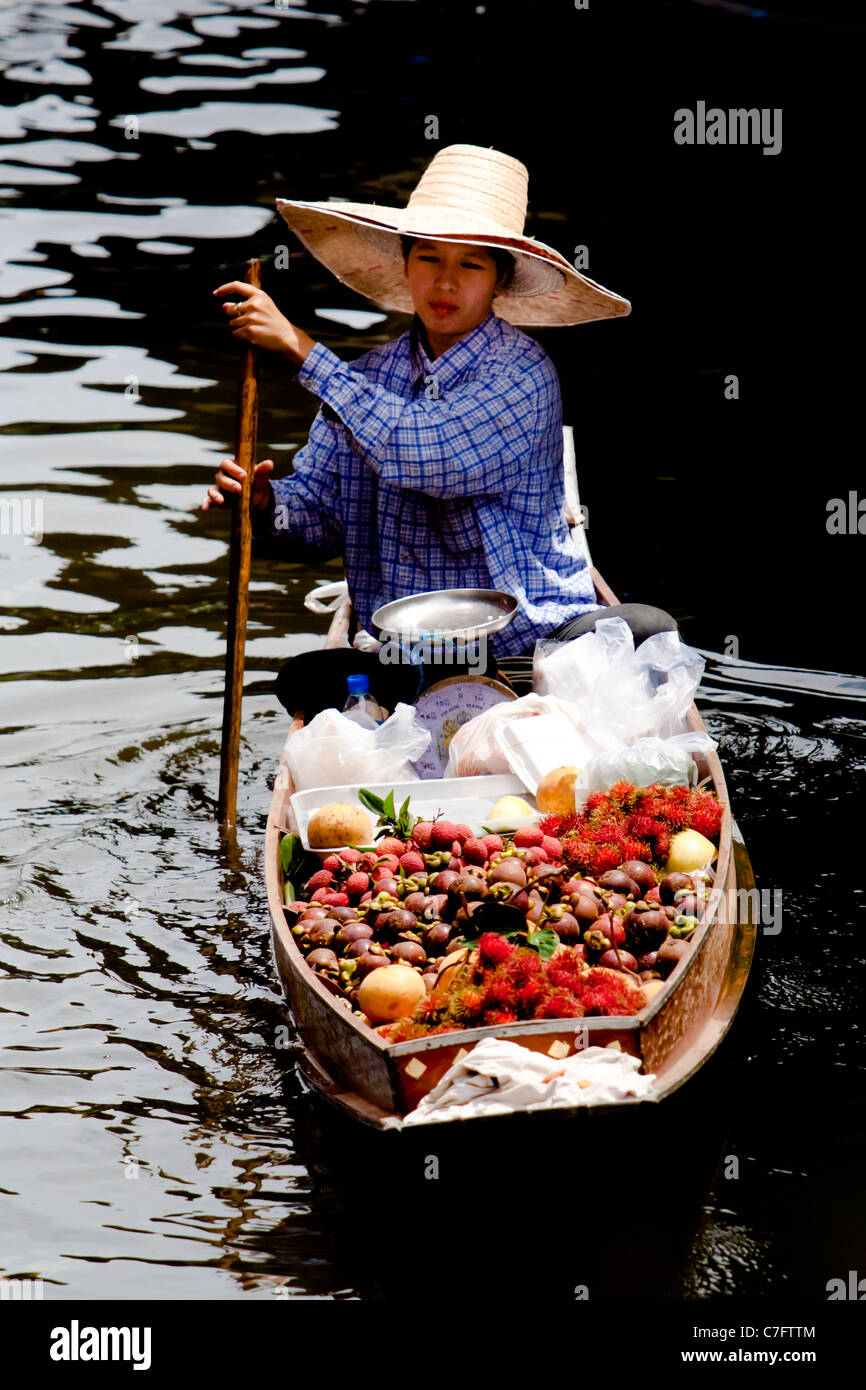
[665,829,718,874]
[356,963,426,1024]
[536,765,579,815]
[307,802,373,849]
[641,980,666,1007]
[488,795,534,821]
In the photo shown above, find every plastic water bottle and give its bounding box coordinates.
[342,674,384,729]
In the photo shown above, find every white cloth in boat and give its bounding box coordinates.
[400,1039,656,1125]
[252,311,599,659]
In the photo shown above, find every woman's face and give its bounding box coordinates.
[405,239,508,348]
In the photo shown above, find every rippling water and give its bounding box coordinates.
[1,0,863,1300]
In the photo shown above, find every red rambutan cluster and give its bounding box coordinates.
[560,782,724,872]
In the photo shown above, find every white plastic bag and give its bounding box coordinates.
[574,731,717,803]
[285,702,431,791]
[533,617,705,748]
[443,693,594,780]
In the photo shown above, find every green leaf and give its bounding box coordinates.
[383,789,395,821]
[280,832,301,875]
[358,788,386,815]
[283,880,295,905]
[527,927,560,960]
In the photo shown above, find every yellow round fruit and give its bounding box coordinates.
[357,964,426,1024]
[307,802,373,849]
[488,795,534,821]
[665,829,717,873]
[536,765,580,815]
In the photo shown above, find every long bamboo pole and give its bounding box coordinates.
[218,258,260,826]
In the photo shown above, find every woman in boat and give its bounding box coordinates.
[202,144,676,687]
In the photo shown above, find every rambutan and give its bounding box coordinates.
[583,791,609,814]
[484,1009,519,1025]
[562,838,599,874]
[688,807,721,839]
[608,780,638,808]
[415,994,446,1023]
[452,987,484,1021]
[502,950,544,987]
[627,812,664,840]
[659,802,690,830]
[654,831,671,861]
[483,977,518,1009]
[587,818,626,846]
[580,969,643,1017]
[539,813,572,838]
[620,838,652,863]
[479,932,516,966]
[593,845,624,872]
[517,981,546,1012]
[534,989,583,1020]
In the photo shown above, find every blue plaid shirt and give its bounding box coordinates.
[254,310,599,657]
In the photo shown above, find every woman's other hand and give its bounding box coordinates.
[201,457,275,512]
[213,281,315,365]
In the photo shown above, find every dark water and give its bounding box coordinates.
[1,1,864,1301]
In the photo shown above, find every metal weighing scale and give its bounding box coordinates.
[371,588,520,779]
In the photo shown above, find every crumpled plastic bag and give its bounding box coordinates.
[284,702,431,792]
[533,617,705,749]
[443,693,595,780]
[574,732,717,803]
[401,1039,656,1125]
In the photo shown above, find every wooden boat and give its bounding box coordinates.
[264,431,757,1129]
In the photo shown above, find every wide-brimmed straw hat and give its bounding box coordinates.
[276,144,630,328]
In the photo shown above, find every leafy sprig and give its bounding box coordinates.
[358,787,418,842]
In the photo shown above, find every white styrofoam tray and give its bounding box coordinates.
[291,774,536,854]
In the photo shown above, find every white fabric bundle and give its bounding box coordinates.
[400,1039,656,1125]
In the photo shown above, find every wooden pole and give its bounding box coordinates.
[218,258,260,826]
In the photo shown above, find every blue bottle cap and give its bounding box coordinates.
[346,674,370,695]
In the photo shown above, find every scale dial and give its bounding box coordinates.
[411,676,516,779]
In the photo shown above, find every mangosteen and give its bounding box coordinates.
[655,936,692,977]
[546,909,580,940]
[306,919,339,949]
[375,908,418,938]
[402,892,429,915]
[422,893,449,923]
[637,950,658,971]
[334,922,374,949]
[487,858,527,889]
[306,948,339,973]
[597,869,642,898]
[429,869,460,893]
[619,860,657,893]
[344,937,382,959]
[659,872,694,905]
[674,892,701,917]
[623,908,669,953]
[574,894,600,926]
[356,952,390,977]
[422,922,453,956]
[390,941,427,966]
[598,948,639,974]
[326,906,360,923]
[373,876,400,897]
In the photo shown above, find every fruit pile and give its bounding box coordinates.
[283,799,718,1035]
[541,780,723,876]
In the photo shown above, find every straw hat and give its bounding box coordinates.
[276,144,630,328]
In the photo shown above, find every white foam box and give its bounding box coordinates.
[290,774,537,855]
